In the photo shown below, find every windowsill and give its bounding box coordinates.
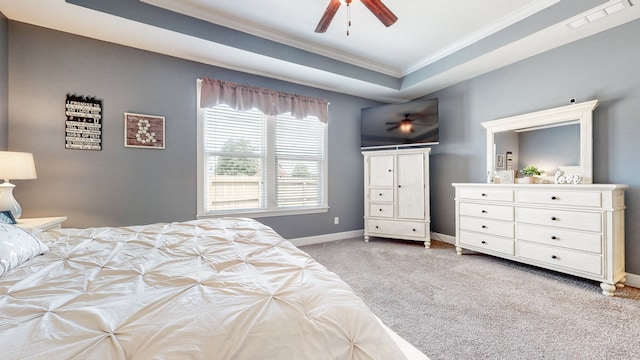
[197,206,329,220]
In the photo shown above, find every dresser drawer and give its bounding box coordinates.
[367,219,426,237]
[459,203,514,221]
[458,188,513,202]
[369,188,393,202]
[517,208,601,232]
[459,217,514,238]
[517,242,602,276]
[369,203,394,218]
[459,230,514,255]
[516,190,601,208]
[518,224,602,253]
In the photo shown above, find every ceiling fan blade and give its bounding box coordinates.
[315,0,341,33]
[361,0,398,27]
[387,125,400,131]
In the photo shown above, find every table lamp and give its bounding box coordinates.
[0,151,37,219]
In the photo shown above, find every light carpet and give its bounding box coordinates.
[301,238,640,360]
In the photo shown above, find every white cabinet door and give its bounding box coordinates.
[368,155,394,187]
[397,153,425,219]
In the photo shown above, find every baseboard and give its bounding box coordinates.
[431,232,455,245]
[625,272,640,288]
[290,229,455,247]
[289,229,364,247]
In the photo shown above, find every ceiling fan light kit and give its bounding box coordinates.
[315,0,398,35]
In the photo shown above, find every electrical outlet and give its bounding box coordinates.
[334,217,339,225]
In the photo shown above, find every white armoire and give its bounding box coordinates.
[362,148,431,248]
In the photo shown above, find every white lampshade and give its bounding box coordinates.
[0,151,37,219]
[0,151,37,181]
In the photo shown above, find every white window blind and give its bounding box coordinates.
[201,104,327,216]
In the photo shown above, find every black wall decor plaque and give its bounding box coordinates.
[65,94,103,150]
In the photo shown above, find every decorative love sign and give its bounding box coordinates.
[555,171,581,184]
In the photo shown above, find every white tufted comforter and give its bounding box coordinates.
[0,218,410,359]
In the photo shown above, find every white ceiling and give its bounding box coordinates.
[1,0,639,102]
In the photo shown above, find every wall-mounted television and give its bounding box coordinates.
[361,98,438,149]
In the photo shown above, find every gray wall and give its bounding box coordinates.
[428,18,640,274]
[0,12,7,150]
[7,22,379,238]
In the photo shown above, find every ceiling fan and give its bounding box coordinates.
[386,114,425,133]
[315,0,398,33]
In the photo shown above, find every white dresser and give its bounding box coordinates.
[453,183,627,296]
[363,148,431,248]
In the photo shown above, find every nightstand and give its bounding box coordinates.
[16,216,67,232]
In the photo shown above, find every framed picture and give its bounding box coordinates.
[124,113,165,149]
[496,153,505,170]
[0,210,16,224]
[499,170,516,184]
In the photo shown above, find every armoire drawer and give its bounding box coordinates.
[516,190,601,208]
[459,202,514,221]
[517,207,601,232]
[518,224,602,253]
[369,188,393,202]
[517,242,602,276]
[369,203,394,218]
[367,219,426,237]
[459,216,514,238]
[459,230,514,255]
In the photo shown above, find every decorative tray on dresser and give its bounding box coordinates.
[453,183,627,296]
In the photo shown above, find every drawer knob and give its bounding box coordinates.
[375,225,379,229]
[481,225,487,229]
[551,196,558,200]
[481,240,487,244]
[379,193,383,196]
[551,216,557,221]
[551,255,558,260]
[398,185,402,188]
[388,169,392,172]
[551,236,558,240]
[412,228,416,232]
[481,210,487,214]
[481,193,487,197]
[379,208,383,212]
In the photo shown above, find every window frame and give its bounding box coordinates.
[196,80,329,219]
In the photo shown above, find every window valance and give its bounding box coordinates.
[199,78,329,123]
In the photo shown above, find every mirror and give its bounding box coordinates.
[482,100,598,184]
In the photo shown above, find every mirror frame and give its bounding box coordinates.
[481,100,599,184]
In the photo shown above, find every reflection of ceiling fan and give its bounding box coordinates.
[386,114,424,133]
[315,0,398,33]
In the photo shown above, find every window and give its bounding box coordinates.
[197,104,328,218]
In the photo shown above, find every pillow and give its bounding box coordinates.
[0,223,49,277]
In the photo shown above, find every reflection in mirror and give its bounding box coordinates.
[517,124,579,174]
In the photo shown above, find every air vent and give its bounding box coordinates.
[566,0,633,29]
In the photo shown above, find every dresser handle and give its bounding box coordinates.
[551,196,558,200]
[481,225,487,229]
[551,236,558,240]
[388,169,392,172]
[551,255,558,259]
[379,208,383,212]
[481,193,487,197]
[481,240,487,244]
[481,210,487,214]
[412,229,416,232]
[375,225,379,229]
[551,216,557,221]
[379,193,383,196]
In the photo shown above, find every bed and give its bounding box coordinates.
[0,218,426,359]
